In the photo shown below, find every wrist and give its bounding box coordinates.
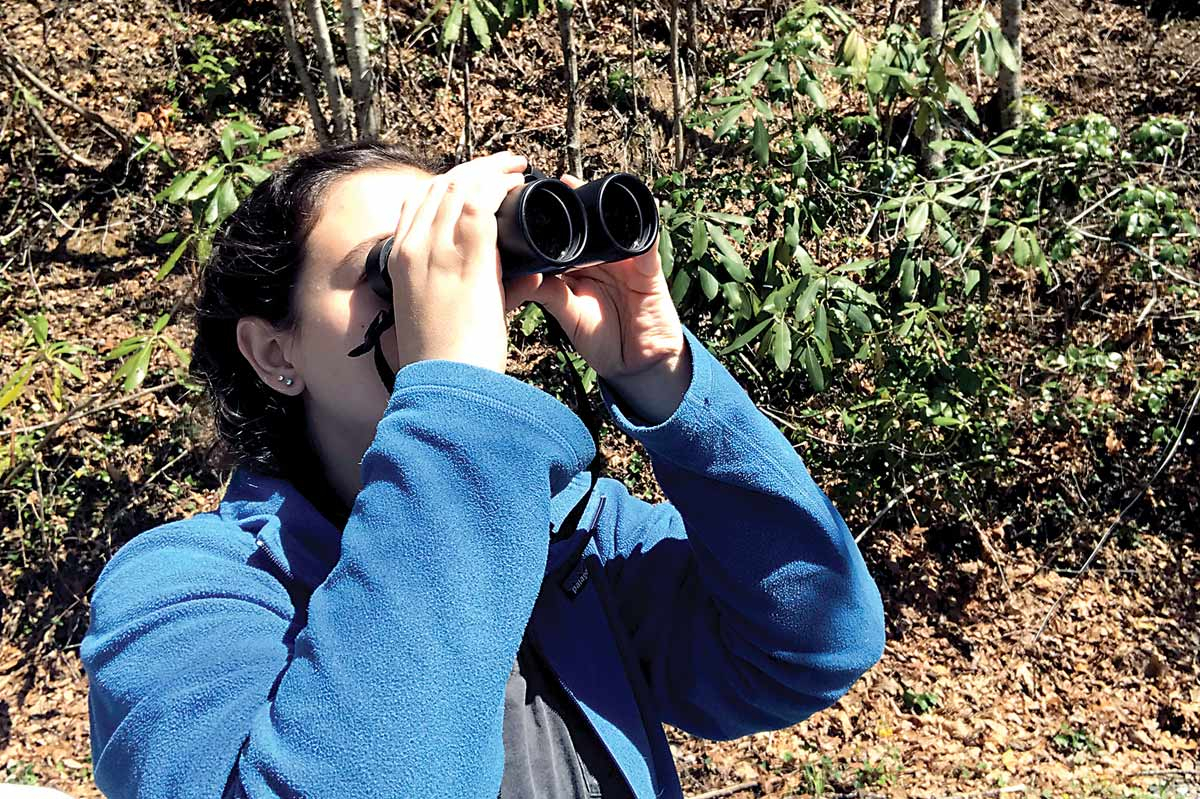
[603,342,693,426]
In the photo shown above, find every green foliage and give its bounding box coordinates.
[800,755,840,796]
[1131,115,1188,163]
[167,19,277,118]
[854,750,902,788]
[1052,723,1098,755]
[656,0,1198,529]
[153,120,298,280]
[604,68,639,112]
[104,312,193,394]
[106,121,300,395]
[3,761,40,785]
[901,688,940,714]
[0,314,93,415]
[416,0,545,53]
[184,35,246,107]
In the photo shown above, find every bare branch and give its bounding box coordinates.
[0,36,130,156]
[1032,380,1200,641]
[4,63,103,169]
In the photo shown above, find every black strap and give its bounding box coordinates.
[347,308,398,393]
[539,308,607,479]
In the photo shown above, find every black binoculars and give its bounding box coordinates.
[362,166,660,301]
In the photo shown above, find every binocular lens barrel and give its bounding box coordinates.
[499,177,587,267]
[584,174,658,257]
[363,168,659,299]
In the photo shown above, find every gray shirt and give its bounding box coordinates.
[500,634,632,798]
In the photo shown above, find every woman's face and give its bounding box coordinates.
[238,163,535,507]
[290,168,419,430]
[238,167,429,503]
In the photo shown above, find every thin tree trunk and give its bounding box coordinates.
[622,0,638,173]
[557,0,582,176]
[998,0,1022,129]
[628,1,638,122]
[341,0,379,139]
[918,0,943,173]
[685,0,702,98]
[461,44,473,160]
[304,0,349,142]
[668,0,684,170]
[274,0,331,145]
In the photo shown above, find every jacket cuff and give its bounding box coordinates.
[597,324,728,458]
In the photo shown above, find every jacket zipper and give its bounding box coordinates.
[254,537,292,580]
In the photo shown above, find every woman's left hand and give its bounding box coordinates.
[504,174,691,423]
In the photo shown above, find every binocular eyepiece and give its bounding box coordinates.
[363,166,659,301]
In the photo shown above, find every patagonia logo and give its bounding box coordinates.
[561,559,589,599]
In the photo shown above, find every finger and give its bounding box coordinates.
[529,272,574,319]
[430,173,472,256]
[391,176,438,264]
[559,173,585,189]
[454,171,526,259]
[403,175,454,272]
[453,150,528,179]
[502,272,543,313]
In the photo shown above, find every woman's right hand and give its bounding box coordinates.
[388,151,529,374]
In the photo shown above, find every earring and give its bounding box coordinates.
[278,375,294,387]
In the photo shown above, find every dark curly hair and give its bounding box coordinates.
[189,140,450,506]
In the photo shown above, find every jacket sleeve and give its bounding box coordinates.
[591,324,886,741]
[81,358,596,799]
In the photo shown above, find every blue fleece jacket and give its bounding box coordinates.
[81,324,885,799]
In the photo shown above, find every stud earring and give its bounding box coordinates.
[278,375,294,387]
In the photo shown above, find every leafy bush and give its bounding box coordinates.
[646,1,1197,533]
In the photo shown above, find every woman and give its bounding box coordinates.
[81,142,885,798]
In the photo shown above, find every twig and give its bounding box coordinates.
[1130,769,1200,778]
[0,381,180,438]
[687,777,786,799]
[0,35,129,154]
[6,65,102,169]
[930,785,1028,799]
[855,464,968,542]
[1032,379,1200,641]
[687,781,758,799]
[1064,186,1123,227]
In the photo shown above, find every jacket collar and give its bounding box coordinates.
[219,466,604,593]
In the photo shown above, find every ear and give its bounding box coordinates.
[236,316,303,396]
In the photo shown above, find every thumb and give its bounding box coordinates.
[527,272,573,319]
[503,272,543,314]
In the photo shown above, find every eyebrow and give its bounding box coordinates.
[336,235,388,277]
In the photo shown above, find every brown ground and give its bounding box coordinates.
[1,0,1197,796]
